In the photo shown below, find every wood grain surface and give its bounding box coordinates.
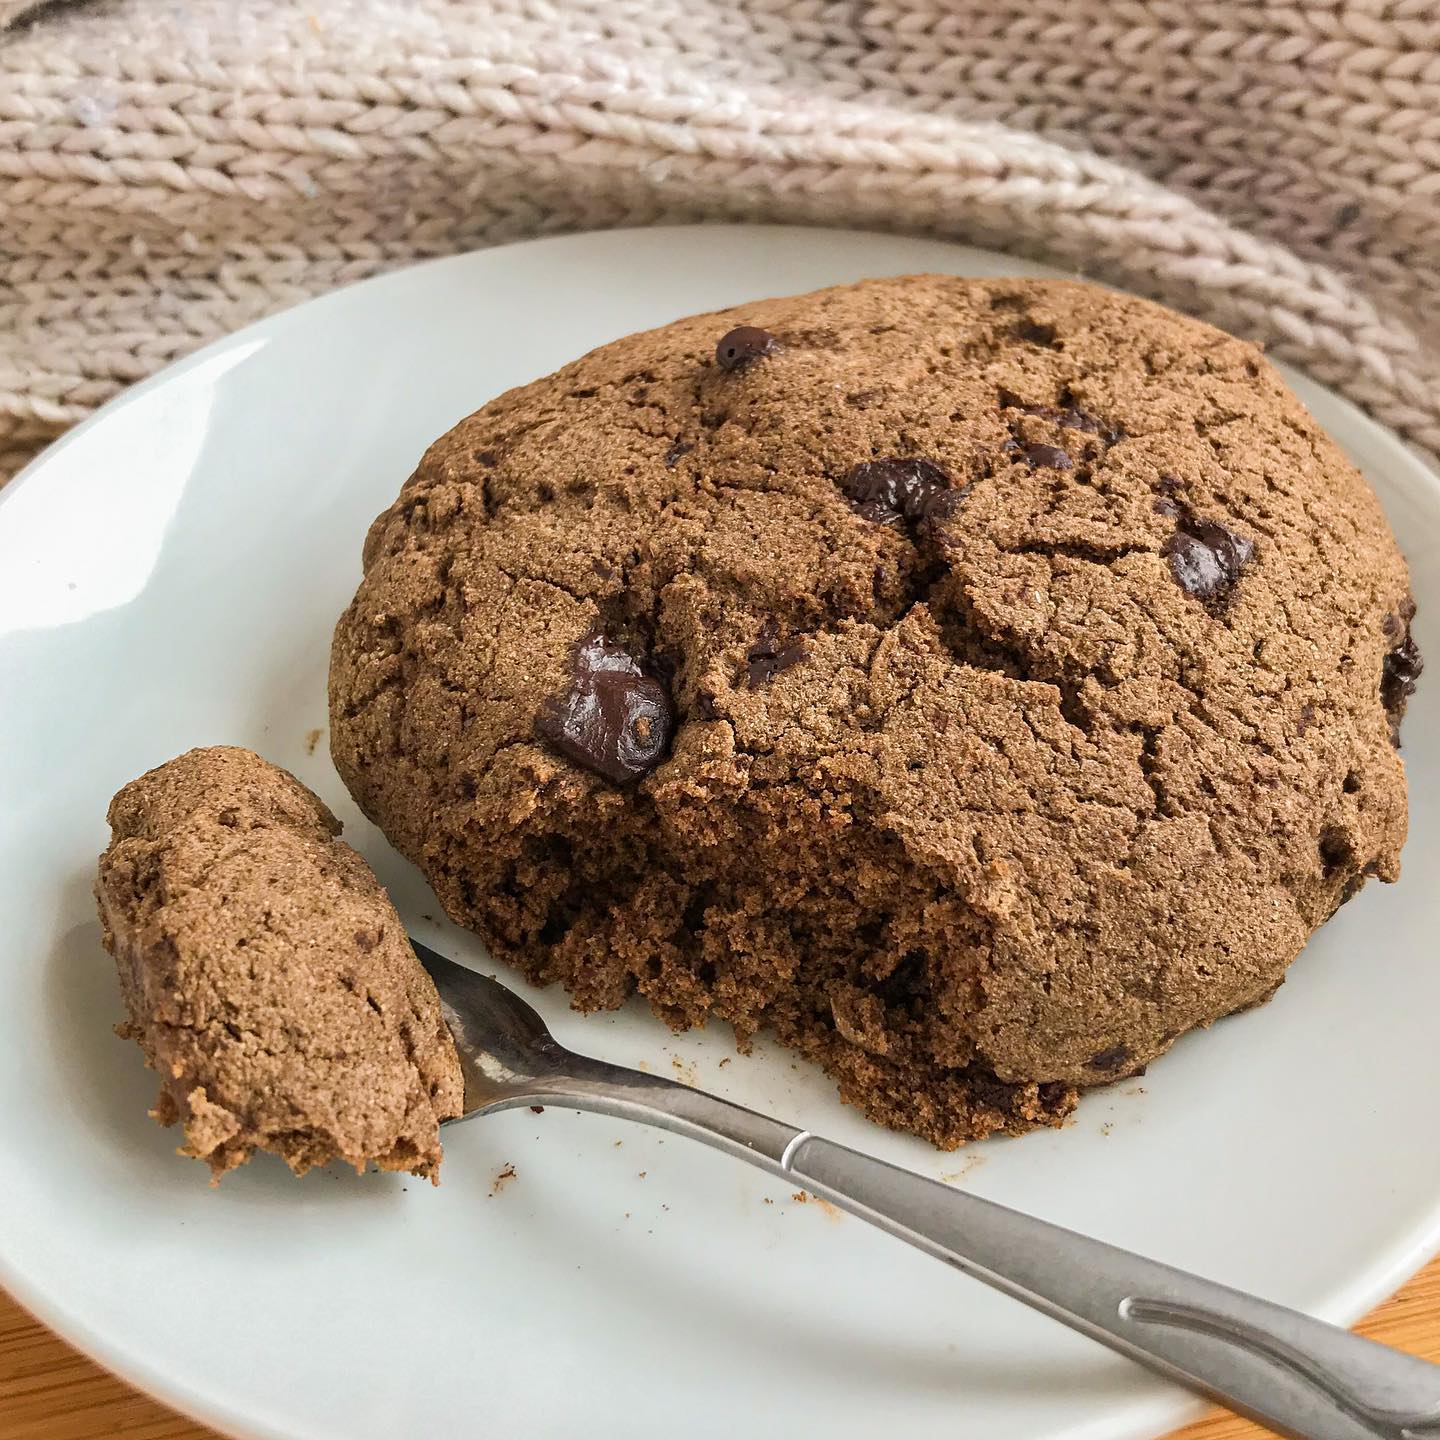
[3,1259,1438,1440]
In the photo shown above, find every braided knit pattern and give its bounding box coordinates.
[3,0,1439,480]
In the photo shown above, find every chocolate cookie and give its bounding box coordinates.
[330,276,1417,1148]
[96,747,463,1181]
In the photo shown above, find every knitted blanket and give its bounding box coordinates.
[3,0,1438,482]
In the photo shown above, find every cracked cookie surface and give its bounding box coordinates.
[96,747,464,1181]
[329,275,1416,1148]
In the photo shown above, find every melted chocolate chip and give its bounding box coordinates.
[838,457,955,525]
[1165,516,1255,607]
[535,629,674,784]
[1381,614,1423,736]
[919,488,967,523]
[1088,1043,1130,1072]
[745,626,807,688]
[715,326,776,372]
[663,439,692,467]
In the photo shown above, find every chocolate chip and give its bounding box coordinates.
[476,450,498,468]
[354,929,377,952]
[838,457,955,525]
[1382,633,1423,708]
[535,628,674,784]
[1088,1043,1130,1071]
[529,1105,545,1114]
[663,439,692,467]
[745,625,807,688]
[1380,611,1422,738]
[694,689,719,722]
[1164,516,1255,607]
[1019,443,1072,470]
[919,488,967,524]
[715,326,776,372]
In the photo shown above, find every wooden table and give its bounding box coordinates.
[3,1261,1437,1440]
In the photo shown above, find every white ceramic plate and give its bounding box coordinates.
[1,226,1437,1440]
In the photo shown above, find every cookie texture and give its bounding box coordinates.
[329,276,1417,1147]
[96,746,464,1181]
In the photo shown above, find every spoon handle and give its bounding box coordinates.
[783,1132,1440,1440]
[533,1063,1440,1440]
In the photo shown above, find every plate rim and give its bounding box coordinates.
[3,222,1439,1440]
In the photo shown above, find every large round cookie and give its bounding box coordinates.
[329,276,1419,1147]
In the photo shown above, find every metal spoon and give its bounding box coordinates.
[415,939,1440,1440]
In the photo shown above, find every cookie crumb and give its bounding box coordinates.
[96,747,463,1184]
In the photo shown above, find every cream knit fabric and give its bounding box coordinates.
[3,0,1439,482]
